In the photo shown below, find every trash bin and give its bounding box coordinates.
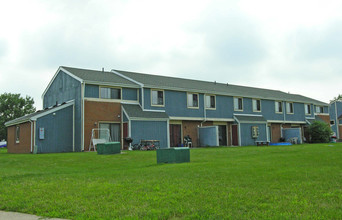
[157,147,190,164]
[97,142,121,154]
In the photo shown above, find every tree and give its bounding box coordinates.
[308,121,332,143]
[0,93,36,141]
[330,94,342,103]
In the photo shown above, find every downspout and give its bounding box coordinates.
[30,120,33,153]
[201,94,207,127]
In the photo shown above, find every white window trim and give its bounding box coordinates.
[205,94,216,110]
[151,89,165,107]
[304,104,311,115]
[275,101,283,114]
[187,92,199,109]
[315,105,324,114]
[234,97,243,111]
[252,99,261,112]
[286,102,294,114]
[99,86,122,100]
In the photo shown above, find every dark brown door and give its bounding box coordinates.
[232,124,239,146]
[218,125,227,146]
[123,123,128,149]
[170,124,182,147]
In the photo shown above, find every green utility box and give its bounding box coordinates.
[97,142,121,155]
[157,147,190,164]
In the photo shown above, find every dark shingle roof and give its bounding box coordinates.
[61,66,139,87]
[115,69,328,106]
[122,104,169,119]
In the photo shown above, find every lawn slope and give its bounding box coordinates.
[0,144,341,219]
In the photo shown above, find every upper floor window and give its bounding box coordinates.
[316,106,324,113]
[187,93,199,108]
[286,102,294,114]
[234,97,243,111]
[305,104,311,115]
[205,95,216,109]
[252,99,261,112]
[275,101,283,113]
[151,89,164,106]
[15,126,20,143]
[100,87,121,99]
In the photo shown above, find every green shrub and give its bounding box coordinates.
[308,121,332,143]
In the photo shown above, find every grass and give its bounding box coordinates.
[0,144,342,219]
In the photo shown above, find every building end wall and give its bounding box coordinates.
[7,122,32,153]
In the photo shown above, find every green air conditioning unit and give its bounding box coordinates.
[97,142,121,155]
[157,147,190,164]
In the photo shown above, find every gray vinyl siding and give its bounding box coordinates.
[122,88,138,101]
[131,120,168,148]
[35,105,73,153]
[85,84,99,98]
[240,123,267,146]
[285,102,306,122]
[43,70,82,151]
[205,95,233,119]
[145,89,205,118]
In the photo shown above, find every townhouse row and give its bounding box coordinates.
[5,66,331,153]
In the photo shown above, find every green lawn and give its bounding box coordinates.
[0,144,342,219]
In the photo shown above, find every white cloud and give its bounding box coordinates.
[0,0,341,108]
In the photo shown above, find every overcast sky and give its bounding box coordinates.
[1,0,341,109]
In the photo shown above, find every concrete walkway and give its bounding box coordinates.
[0,211,67,220]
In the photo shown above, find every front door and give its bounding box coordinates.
[170,124,182,147]
[218,125,227,146]
[232,124,239,146]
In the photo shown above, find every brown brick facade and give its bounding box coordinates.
[317,114,330,125]
[7,122,32,153]
[84,100,122,151]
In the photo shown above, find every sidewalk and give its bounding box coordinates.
[0,211,67,220]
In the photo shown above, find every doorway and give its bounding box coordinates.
[170,124,182,147]
[218,125,227,146]
[232,124,239,146]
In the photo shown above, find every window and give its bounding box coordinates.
[151,90,164,106]
[305,104,311,115]
[316,106,324,113]
[99,123,121,142]
[286,102,294,114]
[15,126,20,143]
[234,97,243,111]
[100,87,121,99]
[330,120,335,126]
[205,95,216,109]
[275,101,283,113]
[187,93,199,108]
[252,99,261,112]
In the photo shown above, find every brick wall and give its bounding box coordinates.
[7,122,32,153]
[84,101,121,151]
[317,114,330,124]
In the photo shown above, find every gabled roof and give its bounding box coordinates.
[114,69,328,106]
[61,66,139,88]
[5,101,74,127]
[122,104,169,120]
